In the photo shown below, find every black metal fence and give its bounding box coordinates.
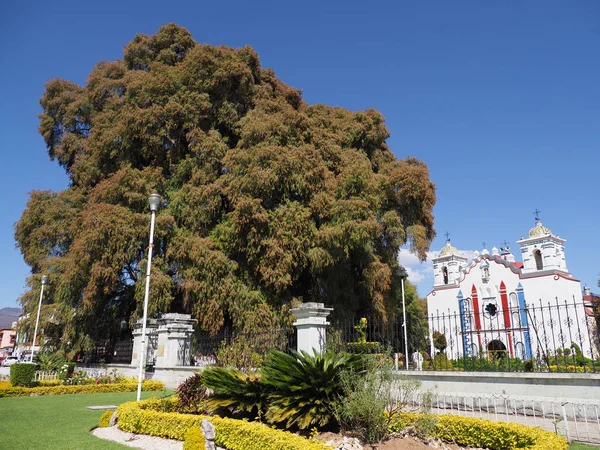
[427,297,599,373]
[190,327,297,366]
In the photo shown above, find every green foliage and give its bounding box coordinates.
[16,23,436,354]
[98,410,113,428]
[117,398,332,450]
[201,367,267,419]
[453,356,523,372]
[524,359,534,372]
[354,318,368,343]
[10,363,36,387]
[58,362,75,381]
[389,413,568,450]
[0,380,164,398]
[35,353,65,371]
[346,341,382,354]
[261,350,365,429]
[176,373,208,414]
[423,353,453,371]
[432,331,447,354]
[337,358,414,443]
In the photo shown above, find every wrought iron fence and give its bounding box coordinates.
[427,296,599,373]
[328,316,407,357]
[190,327,296,367]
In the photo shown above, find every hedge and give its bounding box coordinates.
[98,411,113,428]
[10,363,36,387]
[116,398,332,450]
[389,413,567,450]
[0,380,164,398]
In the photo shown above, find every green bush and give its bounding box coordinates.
[58,362,76,381]
[98,411,113,427]
[176,373,208,414]
[338,358,399,443]
[261,350,365,429]
[423,353,453,371]
[453,356,523,372]
[202,367,268,419]
[346,341,382,354]
[10,363,36,387]
[35,353,65,371]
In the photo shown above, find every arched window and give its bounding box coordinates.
[442,266,448,284]
[533,249,543,270]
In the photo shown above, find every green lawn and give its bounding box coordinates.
[570,443,600,450]
[0,390,173,450]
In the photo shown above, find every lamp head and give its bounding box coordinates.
[41,275,48,285]
[398,267,408,280]
[148,194,161,212]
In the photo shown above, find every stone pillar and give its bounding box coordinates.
[131,318,158,367]
[155,313,197,368]
[290,303,333,355]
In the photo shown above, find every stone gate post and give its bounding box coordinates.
[131,318,158,367]
[290,303,333,355]
[155,313,197,367]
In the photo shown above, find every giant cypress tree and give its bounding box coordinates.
[15,24,435,355]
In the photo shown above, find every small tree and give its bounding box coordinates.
[432,331,447,355]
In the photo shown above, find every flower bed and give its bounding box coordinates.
[115,398,332,450]
[0,380,164,397]
[389,413,567,450]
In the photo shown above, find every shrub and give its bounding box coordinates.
[176,373,208,414]
[423,353,453,371]
[524,359,534,372]
[183,427,205,450]
[98,411,113,428]
[117,398,332,450]
[346,341,382,354]
[58,362,76,381]
[338,358,417,443]
[201,367,267,419]
[10,363,36,387]
[432,331,447,354]
[35,353,65,371]
[0,379,164,397]
[215,338,264,371]
[389,413,567,450]
[261,350,365,429]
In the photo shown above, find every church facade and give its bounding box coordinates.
[426,220,593,362]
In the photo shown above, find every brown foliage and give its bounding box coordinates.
[16,24,436,352]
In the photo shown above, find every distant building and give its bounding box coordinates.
[0,307,22,358]
[426,220,594,362]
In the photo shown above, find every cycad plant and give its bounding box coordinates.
[261,350,364,430]
[201,366,268,419]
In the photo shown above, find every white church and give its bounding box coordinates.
[426,218,593,362]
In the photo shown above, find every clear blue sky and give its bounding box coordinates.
[1,1,599,309]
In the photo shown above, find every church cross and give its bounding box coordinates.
[482,241,486,249]
[502,240,509,248]
[533,208,541,221]
[445,231,450,242]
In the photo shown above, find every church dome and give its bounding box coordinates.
[529,221,552,238]
[439,241,458,256]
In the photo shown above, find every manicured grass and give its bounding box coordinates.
[0,390,173,450]
[569,443,600,450]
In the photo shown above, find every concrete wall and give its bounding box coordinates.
[401,370,600,405]
[76,363,203,390]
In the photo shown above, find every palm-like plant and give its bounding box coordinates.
[201,367,268,419]
[261,350,364,429]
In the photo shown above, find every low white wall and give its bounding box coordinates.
[76,363,204,389]
[400,371,600,405]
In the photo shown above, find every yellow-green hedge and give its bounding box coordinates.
[183,428,205,450]
[98,411,113,428]
[0,380,164,397]
[389,413,567,450]
[116,398,332,450]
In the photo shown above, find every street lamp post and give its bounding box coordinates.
[136,193,160,401]
[30,275,48,362]
[400,268,409,370]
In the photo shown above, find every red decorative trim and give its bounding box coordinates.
[554,275,560,280]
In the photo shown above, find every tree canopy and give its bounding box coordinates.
[15,24,436,355]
